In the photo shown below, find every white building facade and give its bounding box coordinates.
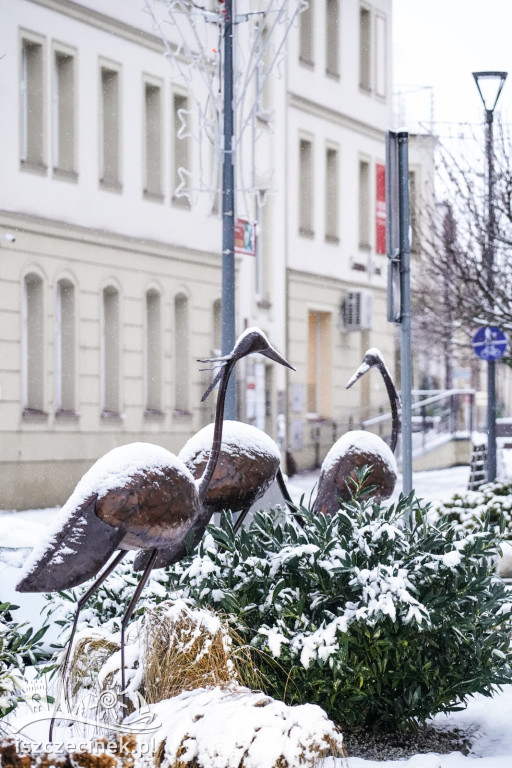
[0,0,395,508]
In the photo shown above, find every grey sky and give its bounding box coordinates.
[393,0,512,130]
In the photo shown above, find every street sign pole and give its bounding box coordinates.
[386,130,412,500]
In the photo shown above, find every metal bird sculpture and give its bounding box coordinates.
[133,333,295,572]
[313,348,400,516]
[177,420,294,535]
[15,327,294,731]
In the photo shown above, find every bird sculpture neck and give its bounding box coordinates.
[196,359,234,503]
[377,361,400,453]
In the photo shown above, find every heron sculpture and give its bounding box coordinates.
[313,348,400,516]
[16,328,294,730]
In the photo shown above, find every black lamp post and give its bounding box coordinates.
[472,71,507,482]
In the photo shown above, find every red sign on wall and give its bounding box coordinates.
[376,163,386,255]
[235,218,256,256]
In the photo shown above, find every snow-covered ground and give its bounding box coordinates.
[2,464,512,767]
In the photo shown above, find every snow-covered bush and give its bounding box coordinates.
[0,602,48,722]
[168,494,512,732]
[431,479,512,539]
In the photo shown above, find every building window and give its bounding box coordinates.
[102,286,120,415]
[326,0,339,77]
[213,298,222,356]
[299,0,314,65]
[56,279,76,413]
[359,6,371,92]
[172,92,190,206]
[325,146,339,242]
[174,294,189,412]
[20,36,45,169]
[299,138,314,236]
[307,311,332,417]
[375,14,387,98]
[359,159,371,248]
[144,80,163,199]
[22,273,45,413]
[53,49,76,176]
[100,64,121,189]
[145,289,162,413]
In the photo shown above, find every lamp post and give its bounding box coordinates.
[472,71,507,482]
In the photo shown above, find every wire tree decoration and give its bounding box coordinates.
[142,0,306,217]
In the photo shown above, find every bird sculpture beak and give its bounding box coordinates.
[260,346,295,370]
[346,362,370,390]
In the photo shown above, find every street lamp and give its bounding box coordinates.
[473,70,508,482]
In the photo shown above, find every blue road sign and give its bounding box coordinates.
[472,326,507,360]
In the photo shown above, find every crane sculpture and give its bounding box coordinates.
[177,420,294,535]
[313,348,400,516]
[16,328,294,731]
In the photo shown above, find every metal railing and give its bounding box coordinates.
[361,389,476,461]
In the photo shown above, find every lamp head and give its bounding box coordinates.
[473,71,508,114]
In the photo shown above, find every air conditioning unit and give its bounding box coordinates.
[342,289,374,331]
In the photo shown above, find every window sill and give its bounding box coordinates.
[100,178,123,193]
[358,242,371,251]
[351,262,367,272]
[22,408,49,422]
[172,195,191,210]
[325,69,340,80]
[53,167,78,183]
[144,409,165,421]
[55,409,80,421]
[256,298,272,310]
[359,85,372,95]
[20,160,47,176]
[101,410,124,422]
[325,234,340,245]
[299,56,315,69]
[143,189,164,203]
[299,228,315,239]
[173,409,193,418]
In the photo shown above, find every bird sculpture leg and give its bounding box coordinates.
[49,550,127,741]
[119,548,159,711]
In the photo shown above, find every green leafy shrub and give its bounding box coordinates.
[51,484,512,733]
[431,480,512,539]
[0,602,48,720]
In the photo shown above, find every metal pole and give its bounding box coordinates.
[486,109,497,481]
[222,0,236,419]
[398,131,413,497]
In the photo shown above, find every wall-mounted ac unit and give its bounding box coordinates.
[342,289,374,331]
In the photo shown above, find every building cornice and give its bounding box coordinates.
[0,210,220,268]
[28,0,166,53]
[288,92,387,143]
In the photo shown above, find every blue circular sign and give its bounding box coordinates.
[472,326,507,360]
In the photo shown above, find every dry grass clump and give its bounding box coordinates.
[64,600,262,721]
[141,601,253,704]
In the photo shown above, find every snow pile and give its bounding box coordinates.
[129,686,344,768]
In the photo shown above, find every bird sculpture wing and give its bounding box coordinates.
[16,495,125,593]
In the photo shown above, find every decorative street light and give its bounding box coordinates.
[472,70,508,482]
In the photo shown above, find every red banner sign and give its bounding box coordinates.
[376,164,386,255]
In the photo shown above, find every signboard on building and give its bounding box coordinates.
[376,163,386,254]
[235,218,256,256]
